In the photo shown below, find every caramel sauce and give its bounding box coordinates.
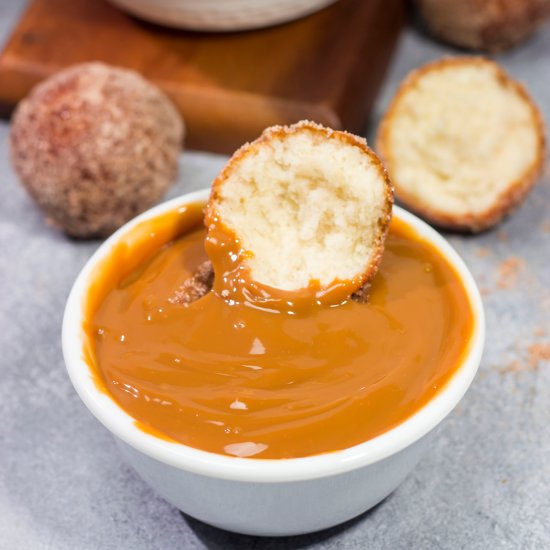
[205,217,363,311]
[84,202,474,459]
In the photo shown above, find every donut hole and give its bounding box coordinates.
[212,125,391,291]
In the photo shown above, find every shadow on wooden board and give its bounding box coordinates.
[0,0,405,153]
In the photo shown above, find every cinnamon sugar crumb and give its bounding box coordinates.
[169,261,214,306]
[528,343,550,369]
[500,359,538,374]
[497,257,524,289]
[474,247,490,258]
[500,360,528,374]
[500,341,550,374]
[497,231,509,242]
[351,284,370,304]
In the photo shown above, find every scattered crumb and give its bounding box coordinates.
[500,360,530,375]
[497,257,524,289]
[169,261,214,306]
[542,221,550,233]
[499,341,550,375]
[534,327,546,337]
[351,284,370,304]
[474,247,490,258]
[528,343,550,370]
[500,479,508,485]
[479,287,490,297]
[497,231,509,243]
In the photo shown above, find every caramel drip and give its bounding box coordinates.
[205,217,361,312]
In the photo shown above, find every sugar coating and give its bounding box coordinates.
[10,62,184,237]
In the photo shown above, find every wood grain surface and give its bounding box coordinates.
[0,0,405,153]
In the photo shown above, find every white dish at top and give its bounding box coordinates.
[107,0,339,31]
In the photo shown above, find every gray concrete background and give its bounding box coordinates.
[1,2,549,548]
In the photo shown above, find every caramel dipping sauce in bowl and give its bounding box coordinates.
[63,188,484,536]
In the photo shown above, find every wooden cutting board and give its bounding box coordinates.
[0,0,405,153]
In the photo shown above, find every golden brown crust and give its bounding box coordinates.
[205,120,394,292]
[416,0,550,52]
[376,57,546,233]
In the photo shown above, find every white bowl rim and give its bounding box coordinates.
[62,188,485,483]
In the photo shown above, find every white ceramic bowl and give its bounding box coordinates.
[107,0,338,31]
[62,188,484,536]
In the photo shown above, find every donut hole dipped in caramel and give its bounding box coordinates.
[85,202,475,459]
[83,124,473,460]
[204,121,394,309]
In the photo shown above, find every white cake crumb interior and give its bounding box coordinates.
[385,63,539,217]
[215,130,388,290]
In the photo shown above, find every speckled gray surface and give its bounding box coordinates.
[1,2,549,548]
